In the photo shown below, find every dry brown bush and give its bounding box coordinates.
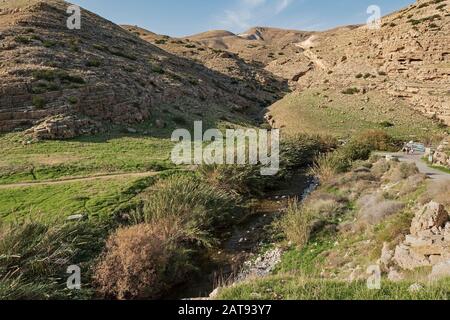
[397,174,427,196]
[357,193,405,226]
[371,159,391,179]
[306,193,345,219]
[419,181,450,208]
[94,220,191,300]
[383,162,419,183]
[282,199,315,248]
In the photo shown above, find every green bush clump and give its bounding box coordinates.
[280,134,337,174]
[32,96,46,108]
[86,59,101,67]
[132,174,241,238]
[31,81,60,94]
[67,97,78,105]
[380,121,395,128]
[14,36,31,44]
[0,221,107,299]
[341,87,360,95]
[32,70,85,84]
[312,130,396,178]
[150,64,165,74]
[42,40,59,48]
[199,164,269,197]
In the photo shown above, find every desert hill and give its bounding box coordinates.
[267,0,450,134]
[122,25,289,109]
[185,26,313,68]
[0,0,278,140]
[0,0,448,141]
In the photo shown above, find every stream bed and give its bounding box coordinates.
[167,173,318,299]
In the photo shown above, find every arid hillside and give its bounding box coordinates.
[122,25,289,107]
[185,26,314,74]
[266,0,450,134]
[0,0,278,140]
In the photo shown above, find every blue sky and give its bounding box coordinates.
[71,0,415,37]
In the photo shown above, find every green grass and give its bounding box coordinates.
[423,158,450,174]
[0,175,160,222]
[269,88,445,140]
[0,132,175,184]
[217,276,450,300]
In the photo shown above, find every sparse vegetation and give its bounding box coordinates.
[86,59,101,67]
[32,96,46,108]
[341,87,360,95]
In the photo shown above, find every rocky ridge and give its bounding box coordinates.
[380,201,450,281]
[0,0,277,139]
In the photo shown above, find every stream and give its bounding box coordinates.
[167,173,318,300]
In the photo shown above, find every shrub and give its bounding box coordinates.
[280,134,337,174]
[281,199,315,248]
[42,40,58,48]
[86,59,101,67]
[67,96,78,105]
[14,36,31,44]
[310,153,342,182]
[32,96,46,108]
[32,70,85,85]
[312,130,395,177]
[150,64,165,74]
[355,73,363,79]
[199,164,268,196]
[132,174,240,239]
[383,162,419,183]
[94,222,192,300]
[0,221,106,298]
[357,194,405,225]
[341,87,360,95]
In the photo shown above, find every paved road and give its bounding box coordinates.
[0,171,161,189]
[379,152,450,182]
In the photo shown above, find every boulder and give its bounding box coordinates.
[410,202,449,236]
[391,202,450,273]
[429,260,450,281]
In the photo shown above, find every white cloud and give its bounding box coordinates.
[218,0,294,31]
[275,0,293,14]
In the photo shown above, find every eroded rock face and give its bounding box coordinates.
[0,1,282,139]
[25,114,102,140]
[410,202,449,236]
[392,202,450,272]
[430,260,450,281]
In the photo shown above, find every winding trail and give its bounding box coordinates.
[295,35,329,71]
[378,152,450,182]
[0,171,161,189]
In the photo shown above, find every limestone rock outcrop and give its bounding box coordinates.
[392,202,450,275]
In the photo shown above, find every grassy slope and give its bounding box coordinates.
[0,131,175,184]
[217,157,450,300]
[218,276,450,300]
[0,175,159,222]
[269,87,445,140]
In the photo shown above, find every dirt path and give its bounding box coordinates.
[296,36,329,71]
[0,171,161,189]
[378,152,450,182]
